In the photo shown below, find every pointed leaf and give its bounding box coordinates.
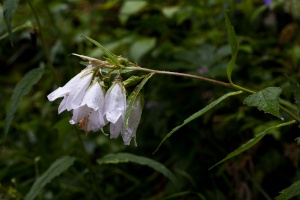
[4,67,44,145]
[225,10,238,83]
[0,21,33,41]
[119,0,147,24]
[130,37,156,62]
[123,75,145,87]
[125,73,154,128]
[81,35,121,67]
[287,76,300,116]
[24,156,76,200]
[3,0,20,46]
[275,180,300,200]
[209,120,295,170]
[154,91,243,153]
[243,87,283,119]
[97,153,177,184]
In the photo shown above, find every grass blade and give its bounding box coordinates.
[4,67,44,146]
[153,91,243,153]
[25,156,76,200]
[209,120,295,170]
[97,153,177,184]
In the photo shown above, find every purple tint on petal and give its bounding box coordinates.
[235,0,243,3]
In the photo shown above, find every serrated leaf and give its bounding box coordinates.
[243,87,283,119]
[3,0,20,46]
[209,120,295,170]
[4,67,44,145]
[275,180,300,200]
[81,35,121,67]
[24,156,76,200]
[287,76,300,116]
[154,91,243,153]
[125,73,154,128]
[225,10,238,84]
[97,153,177,184]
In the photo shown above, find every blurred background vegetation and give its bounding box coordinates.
[1,0,300,199]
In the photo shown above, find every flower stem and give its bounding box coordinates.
[126,66,300,123]
[26,0,59,85]
[126,67,231,87]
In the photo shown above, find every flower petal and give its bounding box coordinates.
[122,96,143,146]
[109,116,124,139]
[65,73,93,111]
[81,78,105,111]
[47,69,90,101]
[104,82,126,124]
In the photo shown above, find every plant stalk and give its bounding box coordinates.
[126,66,300,123]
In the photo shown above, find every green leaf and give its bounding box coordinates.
[209,120,295,170]
[130,37,156,62]
[275,180,300,200]
[125,73,154,129]
[287,76,300,116]
[243,87,283,119]
[24,156,76,200]
[154,91,243,153]
[123,75,145,87]
[225,10,238,84]
[119,0,147,24]
[0,20,33,41]
[97,153,177,184]
[3,0,20,46]
[4,67,44,145]
[81,35,121,67]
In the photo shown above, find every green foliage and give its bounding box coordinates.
[97,153,177,184]
[2,0,300,199]
[154,90,243,153]
[125,73,153,129]
[225,10,238,84]
[82,35,121,67]
[4,67,44,143]
[287,76,300,116]
[2,0,19,45]
[129,37,156,62]
[243,87,283,119]
[25,156,75,200]
[210,120,296,170]
[119,0,148,24]
[275,180,300,200]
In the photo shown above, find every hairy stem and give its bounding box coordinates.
[126,66,300,123]
[126,66,231,87]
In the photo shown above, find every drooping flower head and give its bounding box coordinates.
[69,77,107,134]
[104,77,127,139]
[122,95,143,146]
[47,67,94,113]
[47,65,107,134]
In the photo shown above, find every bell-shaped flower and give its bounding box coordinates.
[47,67,94,113]
[122,95,143,146]
[104,80,126,139]
[69,78,107,133]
